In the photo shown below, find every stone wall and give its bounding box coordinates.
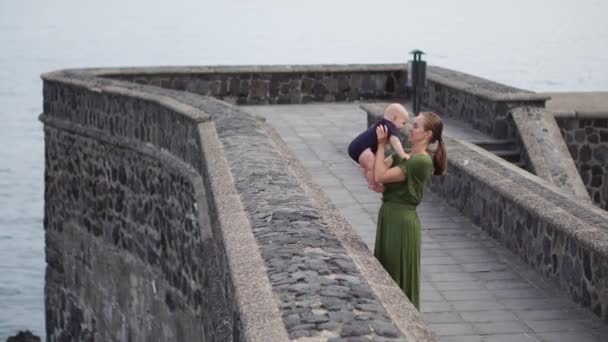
[429,137,608,321]
[41,66,435,341]
[42,124,215,341]
[557,117,608,210]
[103,64,408,105]
[40,77,240,341]
[421,66,549,140]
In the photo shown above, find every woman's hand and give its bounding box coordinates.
[376,125,389,146]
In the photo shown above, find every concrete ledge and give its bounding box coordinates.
[199,122,289,342]
[427,66,550,103]
[511,106,590,201]
[80,64,409,75]
[543,92,608,117]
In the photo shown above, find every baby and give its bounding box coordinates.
[347,103,410,192]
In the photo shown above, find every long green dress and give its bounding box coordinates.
[374,154,433,310]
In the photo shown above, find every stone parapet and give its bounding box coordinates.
[422,66,549,139]
[365,106,608,321]
[90,64,408,105]
[511,106,590,202]
[40,66,435,341]
[40,69,287,341]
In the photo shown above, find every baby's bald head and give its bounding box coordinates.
[384,103,409,129]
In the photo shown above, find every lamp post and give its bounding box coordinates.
[409,49,427,115]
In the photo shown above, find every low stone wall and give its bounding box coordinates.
[427,137,608,322]
[421,66,549,140]
[103,64,408,105]
[365,107,608,322]
[556,115,608,210]
[41,66,435,341]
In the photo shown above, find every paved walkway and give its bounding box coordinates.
[242,103,608,342]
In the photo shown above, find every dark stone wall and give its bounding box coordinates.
[557,118,608,210]
[41,81,238,341]
[42,81,205,173]
[427,137,608,321]
[107,69,407,105]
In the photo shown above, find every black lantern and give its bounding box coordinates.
[408,49,427,115]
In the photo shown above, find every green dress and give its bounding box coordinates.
[374,154,433,310]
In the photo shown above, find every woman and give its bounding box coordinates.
[373,111,447,310]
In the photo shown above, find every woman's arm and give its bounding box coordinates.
[375,125,406,184]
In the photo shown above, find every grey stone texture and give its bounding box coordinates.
[557,117,608,210]
[510,106,590,202]
[107,64,408,105]
[40,65,435,341]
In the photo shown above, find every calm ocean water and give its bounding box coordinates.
[1,0,607,339]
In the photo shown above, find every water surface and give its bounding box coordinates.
[1,0,607,339]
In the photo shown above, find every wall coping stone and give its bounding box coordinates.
[71,64,409,76]
[199,122,290,342]
[553,111,608,119]
[511,106,591,201]
[427,66,551,103]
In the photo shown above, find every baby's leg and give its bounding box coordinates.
[359,149,384,192]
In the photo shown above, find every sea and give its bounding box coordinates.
[1,0,607,339]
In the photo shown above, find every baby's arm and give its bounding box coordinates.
[389,135,410,160]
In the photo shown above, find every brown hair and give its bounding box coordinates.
[420,112,447,175]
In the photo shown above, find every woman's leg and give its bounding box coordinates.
[375,204,421,310]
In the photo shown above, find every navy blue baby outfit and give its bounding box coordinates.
[347,118,399,163]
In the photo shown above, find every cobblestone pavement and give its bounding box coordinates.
[243,103,608,342]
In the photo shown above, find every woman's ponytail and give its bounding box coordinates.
[420,112,448,176]
[433,138,447,175]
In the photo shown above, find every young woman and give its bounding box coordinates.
[373,111,447,310]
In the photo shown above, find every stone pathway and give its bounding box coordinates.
[242,103,608,342]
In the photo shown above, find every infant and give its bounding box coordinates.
[347,103,410,192]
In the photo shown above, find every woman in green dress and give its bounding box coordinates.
[373,112,447,310]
